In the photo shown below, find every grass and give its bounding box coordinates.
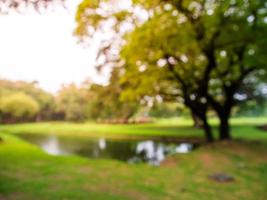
[0,117,267,141]
[0,117,267,199]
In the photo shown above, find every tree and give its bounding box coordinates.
[0,79,55,121]
[87,67,139,122]
[75,0,267,141]
[55,83,90,121]
[149,102,181,118]
[0,92,40,123]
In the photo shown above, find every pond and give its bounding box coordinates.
[16,133,197,165]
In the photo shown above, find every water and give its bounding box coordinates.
[16,134,196,165]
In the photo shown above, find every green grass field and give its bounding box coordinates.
[1,117,267,140]
[0,117,267,200]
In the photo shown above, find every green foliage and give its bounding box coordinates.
[87,68,139,120]
[0,93,40,123]
[149,102,183,118]
[75,0,132,39]
[0,80,55,121]
[120,9,204,101]
[0,78,140,123]
[121,0,267,101]
[55,84,90,121]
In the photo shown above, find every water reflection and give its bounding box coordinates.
[40,135,67,155]
[98,138,106,150]
[16,134,196,165]
[175,143,194,153]
[134,141,165,165]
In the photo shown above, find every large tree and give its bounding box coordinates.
[75,0,267,141]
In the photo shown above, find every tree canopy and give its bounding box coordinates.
[55,83,90,121]
[0,92,40,123]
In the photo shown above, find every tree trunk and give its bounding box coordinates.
[202,117,214,142]
[218,113,231,140]
[191,111,202,128]
[186,99,214,142]
[207,93,233,141]
[189,106,214,142]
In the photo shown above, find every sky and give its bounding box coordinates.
[0,0,107,93]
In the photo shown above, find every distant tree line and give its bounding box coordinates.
[0,74,265,124]
[0,77,169,123]
[0,80,54,123]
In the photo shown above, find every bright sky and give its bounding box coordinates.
[0,0,106,93]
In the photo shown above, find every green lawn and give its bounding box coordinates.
[1,117,267,140]
[0,117,267,200]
